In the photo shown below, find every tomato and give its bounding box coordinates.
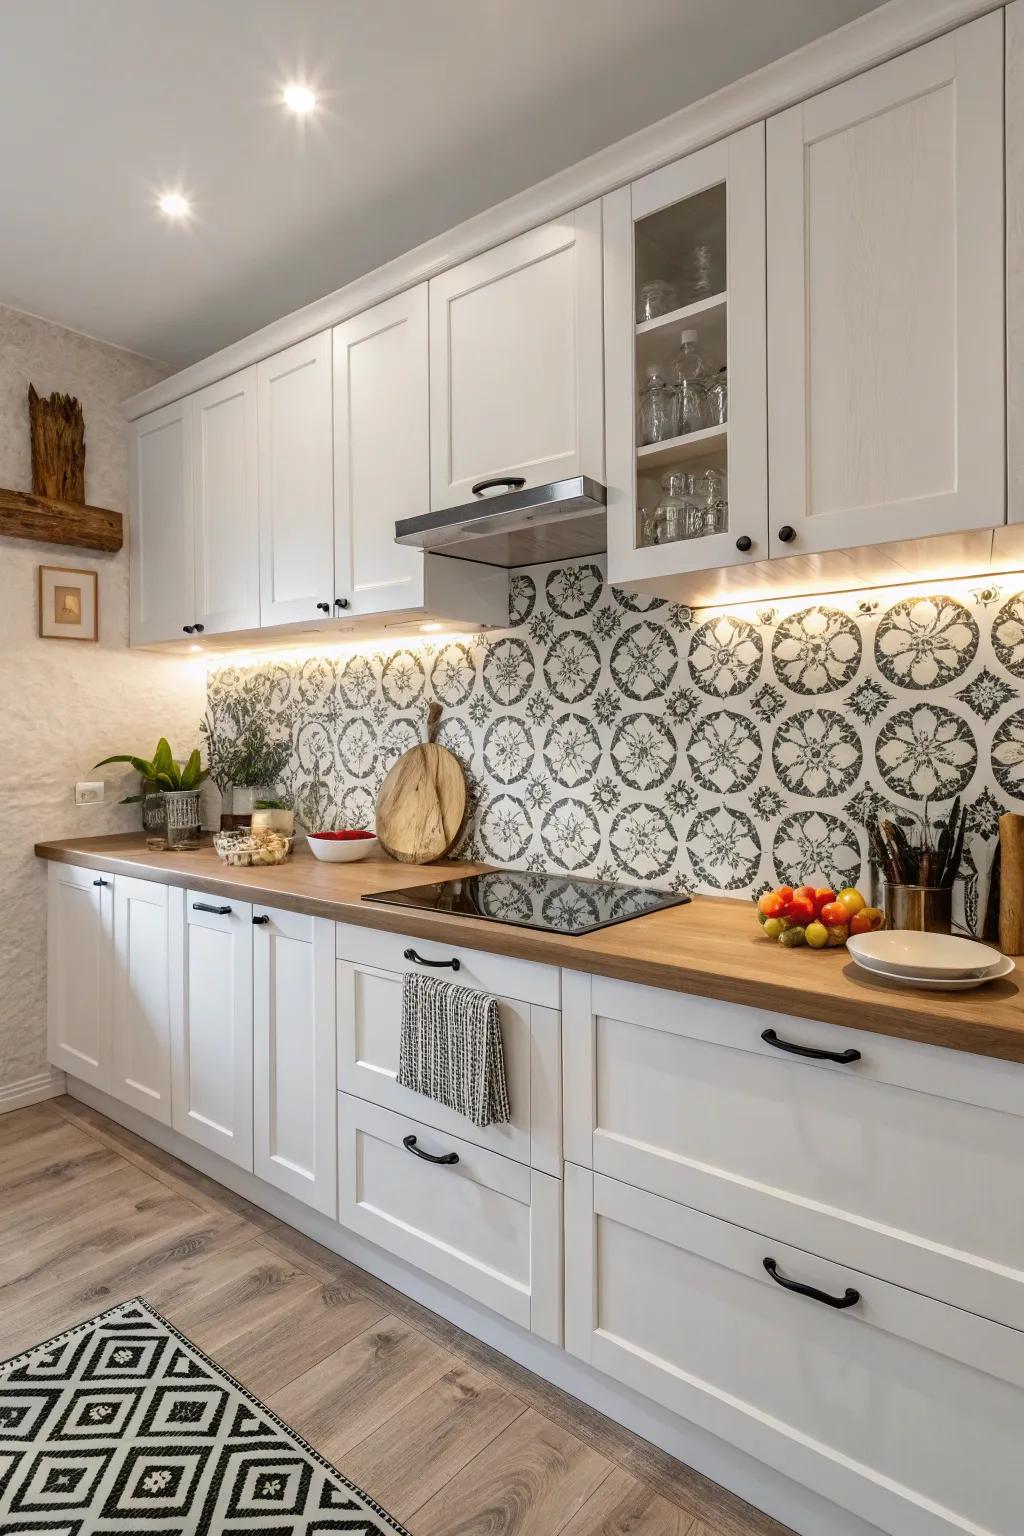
[788,895,815,925]
[826,924,850,948]
[776,886,794,906]
[758,891,786,919]
[762,917,786,941]
[819,900,848,927]
[805,920,828,949]
[813,887,836,914]
[836,887,866,916]
[794,885,817,904]
[779,924,806,947]
[849,906,884,935]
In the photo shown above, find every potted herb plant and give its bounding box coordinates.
[94,738,209,850]
[200,714,292,829]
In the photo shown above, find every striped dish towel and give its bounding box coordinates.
[398,972,511,1129]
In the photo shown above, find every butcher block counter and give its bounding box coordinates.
[35,832,1024,1063]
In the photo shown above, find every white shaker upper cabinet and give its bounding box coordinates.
[333,286,427,617]
[192,367,260,635]
[429,203,604,510]
[257,331,335,627]
[604,124,767,586]
[767,12,1005,558]
[129,398,195,646]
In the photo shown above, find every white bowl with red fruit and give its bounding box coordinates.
[307,829,379,863]
[756,883,883,950]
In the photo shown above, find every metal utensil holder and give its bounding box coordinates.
[883,882,953,934]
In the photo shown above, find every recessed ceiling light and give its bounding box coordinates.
[283,83,316,114]
[158,191,190,219]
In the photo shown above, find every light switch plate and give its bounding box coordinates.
[75,781,105,806]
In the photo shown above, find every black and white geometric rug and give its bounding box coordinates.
[0,1296,411,1534]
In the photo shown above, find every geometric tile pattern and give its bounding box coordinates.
[1,1298,409,1534]
[206,560,1024,926]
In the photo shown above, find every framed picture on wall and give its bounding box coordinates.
[38,565,98,641]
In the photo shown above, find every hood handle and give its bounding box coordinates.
[471,475,527,497]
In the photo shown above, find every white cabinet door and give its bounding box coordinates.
[566,1166,1024,1536]
[1009,1,1024,526]
[170,891,253,1168]
[110,877,174,1124]
[129,398,194,645]
[253,906,336,1214]
[767,12,1005,556]
[257,331,335,626]
[333,287,427,617]
[47,863,112,1089]
[429,203,604,510]
[193,367,260,635]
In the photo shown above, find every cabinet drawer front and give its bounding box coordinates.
[338,1095,560,1340]
[566,1166,1024,1536]
[335,922,559,1008]
[337,958,532,1165]
[565,974,1024,1329]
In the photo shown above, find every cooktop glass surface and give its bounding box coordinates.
[363,871,691,936]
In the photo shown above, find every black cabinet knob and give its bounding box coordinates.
[316,602,330,613]
[182,625,194,634]
[777,525,796,544]
[252,914,270,925]
[193,622,205,633]
[334,597,350,611]
[735,535,752,553]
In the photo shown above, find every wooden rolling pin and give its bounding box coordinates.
[999,813,1024,956]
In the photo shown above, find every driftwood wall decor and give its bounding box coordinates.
[29,385,86,501]
[0,384,122,552]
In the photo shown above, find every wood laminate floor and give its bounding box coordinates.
[0,1097,793,1536]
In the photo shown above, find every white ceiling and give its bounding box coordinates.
[0,0,883,369]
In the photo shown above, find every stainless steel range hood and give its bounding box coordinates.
[394,475,606,568]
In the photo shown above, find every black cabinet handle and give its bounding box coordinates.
[763,1257,859,1310]
[403,1133,459,1166]
[404,947,460,971]
[93,878,109,887]
[334,597,350,611]
[193,622,205,633]
[761,1028,860,1065]
[252,914,270,925]
[316,602,330,613]
[193,902,232,915]
[183,624,195,634]
[735,535,752,552]
[777,525,796,543]
[471,476,527,497]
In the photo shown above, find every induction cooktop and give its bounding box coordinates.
[362,870,691,937]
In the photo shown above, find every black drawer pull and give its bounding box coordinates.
[193,902,232,916]
[764,1257,860,1310]
[93,878,110,887]
[404,947,460,971]
[471,475,527,497]
[252,914,270,925]
[403,1133,459,1166]
[761,1028,860,1065]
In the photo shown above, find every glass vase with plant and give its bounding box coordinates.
[94,738,209,850]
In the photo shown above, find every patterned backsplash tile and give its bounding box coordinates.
[205,559,1024,923]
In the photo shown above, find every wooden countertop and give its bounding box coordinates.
[35,833,1024,1065]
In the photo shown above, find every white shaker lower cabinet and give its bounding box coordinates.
[253,906,336,1215]
[565,1165,1024,1536]
[110,877,174,1125]
[170,891,253,1168]
[338,1094,562,1344]
[47,863,113,1090]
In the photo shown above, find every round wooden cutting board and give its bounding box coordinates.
[375,702,468,864]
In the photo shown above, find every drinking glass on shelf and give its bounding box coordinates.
[696,466,728,535]
[653,472,700,544]
[637,279,679,323]
[707,367,728,425]
[638,364,678,445]
[682,242,721,303]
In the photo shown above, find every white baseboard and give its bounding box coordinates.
[0,1067,66,1114]
[65,1077,881,1536]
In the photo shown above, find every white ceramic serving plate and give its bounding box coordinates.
[849,950,1015,991]
[307,832,379,864]
[847,930,1003,979]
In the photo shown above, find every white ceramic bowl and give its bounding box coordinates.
[307,831,379,864]
[847,929,1003,979]
[849,951,1014,991]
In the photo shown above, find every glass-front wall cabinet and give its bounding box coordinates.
[604,123,767,589]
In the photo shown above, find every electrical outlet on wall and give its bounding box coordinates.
[75,781,105,806]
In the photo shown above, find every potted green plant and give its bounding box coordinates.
[200,715,291,829]
[94,738,209,850]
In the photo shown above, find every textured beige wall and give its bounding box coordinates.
[0,305,206,1102]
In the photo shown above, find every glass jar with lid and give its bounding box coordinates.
[669,329,708,434]
[638,364,677,446]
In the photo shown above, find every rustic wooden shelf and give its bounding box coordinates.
[0,487,123,552]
